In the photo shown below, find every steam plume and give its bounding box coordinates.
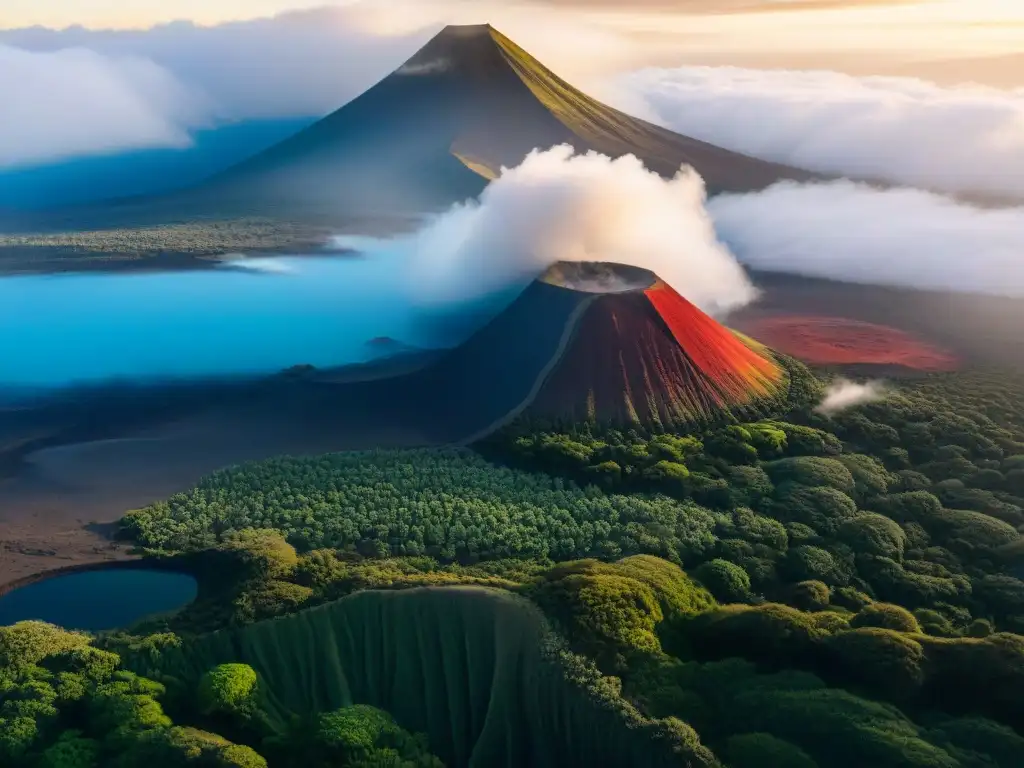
[815,377,887,415]
[396,145,757,315]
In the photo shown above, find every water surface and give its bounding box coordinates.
[0,254,419,389]
[0,568,198,631]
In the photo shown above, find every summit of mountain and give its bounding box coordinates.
[197,24,816,216]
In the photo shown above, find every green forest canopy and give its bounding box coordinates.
[10,368,1024,766]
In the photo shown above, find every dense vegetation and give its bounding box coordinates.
[7,368,1024,765]
[122,449,720,565]
[0,617,446,767]
[124,370,1024,636]
[0,620,270,767]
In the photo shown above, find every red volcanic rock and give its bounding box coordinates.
[646,282,781,405]
[529,275,785,427]
[748,315,958,371]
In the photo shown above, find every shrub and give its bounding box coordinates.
[532,567,664,663]
[586,460,622,485]
[783,546,851,587]
[728,685,956,768]
[121,726,267,767]
[837,454,893,501]
[824,628,925,699]
[693,559,752,603]
[219,529,299,579]
[967,619,993,638]
[722,507,788,551]
[38,731,101,768]
[726,732,818,768]
[831,587,873,612]
[0,622,90,669]
[316,705,395,754]
[932,508,1019,552]
[772,485,858,536]
[929,716,1024,768]
[294,550,350,590]
[973,574,1024,623]
[689,473,733,510]
[913,609,957,637]
[791,581,831,612]
[232,581,313,623]
[860,557,971,609]
[641,460,690,494]
[612,556,716,619]
[765,457,856,495]
[837,513,907,561]
[687,604,827,664]
[894,471,932,492]
[876,492,943,525]
[851,603,921,633]
[727,465,774,509]
[198,664,258,716]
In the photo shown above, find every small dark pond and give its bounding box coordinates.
[0,568,198,631]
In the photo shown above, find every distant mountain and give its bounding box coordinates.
[191,24,816,217]
[4,24,817,234]
[2,24,820,240]
[0,119,312,210]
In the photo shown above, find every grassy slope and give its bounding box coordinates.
[125,586,696,768]
[488,28,816,193]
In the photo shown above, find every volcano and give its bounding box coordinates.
[198,24,815,217]
[382,262,787,441]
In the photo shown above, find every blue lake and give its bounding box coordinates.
[0,254,440,390]
[0,569,198,631]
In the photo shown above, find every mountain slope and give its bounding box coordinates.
[484,29,813,190]
[371,262,786,441]
[528,268,785,428]
[201,24,815,216]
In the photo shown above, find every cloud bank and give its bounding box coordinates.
[0,2,647,168]
[341,145,756,315]
[0,45,214,168]
[0,6,432,167]
[0,10,432,122]
[815,378,887,415]
[619,66,1024,199]
[709,180,1024,298]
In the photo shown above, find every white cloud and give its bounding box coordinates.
[0,5,435,167]
[0,45,214,168]
[709,180,1024,298]
[215,255,297,273]
[816,377,887,415]
[0,2,647,128]
[618,66,1024,199]
[0,12,433,124]
[336,145,757,315]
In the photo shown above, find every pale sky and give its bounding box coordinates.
[3,0,1024,59]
